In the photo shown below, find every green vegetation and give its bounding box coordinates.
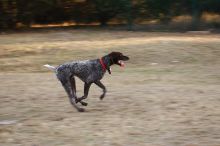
[0,0,220,29]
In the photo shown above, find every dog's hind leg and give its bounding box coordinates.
[77,82,91,103]
[70,76,88,106]
[60,78,85,112]
[94,81,106,100]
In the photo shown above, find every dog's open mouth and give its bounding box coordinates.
[118,60,125,67]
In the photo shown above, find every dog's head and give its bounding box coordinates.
[108,52,129,67]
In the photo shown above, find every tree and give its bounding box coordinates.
[143,0,178,23]
[0,0,17,29]
[88,0,129,26]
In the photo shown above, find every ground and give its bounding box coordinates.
[0,29,220,146]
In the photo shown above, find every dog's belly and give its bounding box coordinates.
[75,70,103,83]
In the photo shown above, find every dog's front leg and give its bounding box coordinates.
[94,81,106,100]
[70,77,88,106]
[76,82,91,104]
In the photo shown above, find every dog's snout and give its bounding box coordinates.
[123,56,129,61]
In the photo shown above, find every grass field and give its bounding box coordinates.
[0,29,220,146]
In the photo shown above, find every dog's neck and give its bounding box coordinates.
[100,55,114,74]
[102,55,114,65]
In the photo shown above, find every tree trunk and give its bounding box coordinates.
[99,17,108,26]
[126,0,133,31]
[191,0,201,30]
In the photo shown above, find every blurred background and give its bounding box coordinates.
[0,0,220,31]
[1,1,220,146]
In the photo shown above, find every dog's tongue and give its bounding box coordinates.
[118,60,125,67]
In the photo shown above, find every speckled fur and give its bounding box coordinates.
[54,56,111,112]
[44,52,129,112]
[56,59,105,84]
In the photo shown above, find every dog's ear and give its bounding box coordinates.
[108,52,121,57]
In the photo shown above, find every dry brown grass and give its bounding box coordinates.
[0,30,220,146]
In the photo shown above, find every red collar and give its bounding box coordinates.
[99,58,106,71]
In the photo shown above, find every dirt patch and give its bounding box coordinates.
[0,30,220,146]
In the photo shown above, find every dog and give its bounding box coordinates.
[44,52,129,112]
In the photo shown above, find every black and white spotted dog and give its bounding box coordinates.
[44,52,129,112]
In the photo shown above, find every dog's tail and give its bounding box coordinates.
[43,64,56,72]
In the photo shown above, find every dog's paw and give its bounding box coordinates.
[75,98,82,104]
[77,108,85,112]
[80,101,88,106]
[99,94,105,100]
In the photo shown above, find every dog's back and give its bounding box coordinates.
[56,59,104,83]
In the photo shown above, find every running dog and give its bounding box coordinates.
[44,52,129,112]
